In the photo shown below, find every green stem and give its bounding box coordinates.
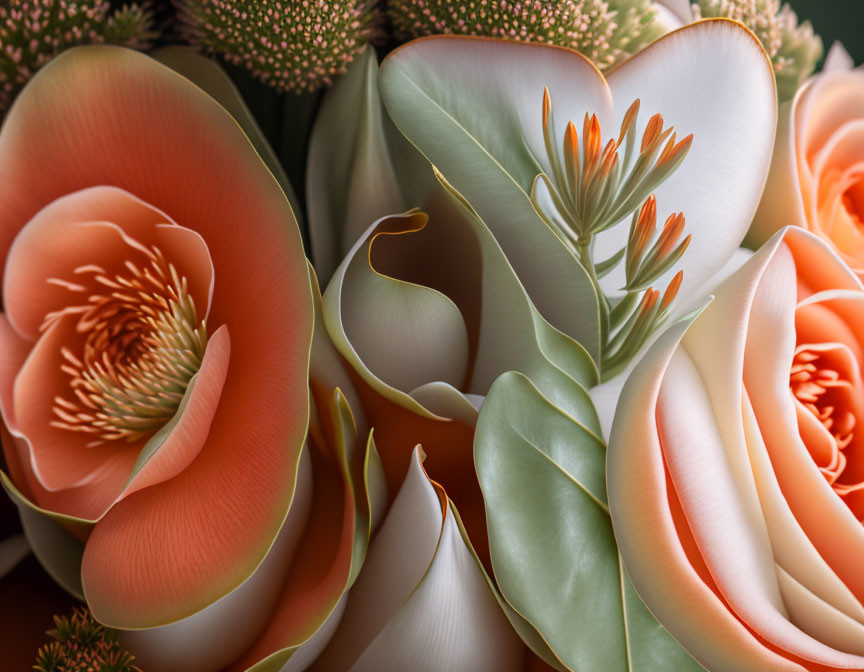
[576,234,611,353]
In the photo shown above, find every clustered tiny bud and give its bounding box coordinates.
[174,0,379,93]
[692,0,823,100]
[0,1,157,113]
[387,0,664,69]
[33,607,140,672]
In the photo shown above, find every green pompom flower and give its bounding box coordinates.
[33,608,140,672]
[692,0,823,100]
[175,0,379,93]
[386,0,664,69]
[0,1,156,113]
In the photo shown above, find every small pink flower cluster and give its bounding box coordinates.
[0,1,155,111]
[175,0,378,93]
[387,0,661,68]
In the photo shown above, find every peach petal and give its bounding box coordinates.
[3,187,212,340]
[13,314,140,493]
[2,47,313,628]
[122,325,230,497]
[120,448,312,672]
[777,565,864,657]
[608,322,807,672]
[224,398,362,672]
[797,70,864,169]
[659,348,855,665]
[743,392,864,633]
[0,314,30,431]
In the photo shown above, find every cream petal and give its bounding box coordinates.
[776,565,864,657]
[603,20,777,303]
[310,447,445,670]
[409,382,479,427]
[307,46,405,282]
[119,448,313,672]
[347,508,522,672]
[824,42,855,73]
[653,0,694,24]
[742,390,864,628]
[674,236,864,666]
[313,448,522,672]
[652,4,686,30]
[337,213,470,395]
[608,320,806,672]
[749,84,808,250]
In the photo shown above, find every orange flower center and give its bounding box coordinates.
[790,347,858,490]
[842,180,864,229]
[46,246,207,446]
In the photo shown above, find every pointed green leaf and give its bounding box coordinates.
[475,371,703,671]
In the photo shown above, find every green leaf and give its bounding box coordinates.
[475,371,703,671]
[379,41,601,361]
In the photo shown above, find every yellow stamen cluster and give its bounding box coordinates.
[692,0,822,101]
[387,0,664,69]
[175,0,379,93]
[47,247,207,445]
[534,88,693,378]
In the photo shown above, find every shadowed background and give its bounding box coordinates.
[789,0,864,63]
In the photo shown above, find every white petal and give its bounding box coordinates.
[603,20,777,303]
[121,448,314,672]
[311,448,444,670]
[653,0,694,24]
[824,42,855,73]
[348,510,522,672]
[409,382,479,427]
[307,47,404,282]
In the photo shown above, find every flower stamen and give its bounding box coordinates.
[46,246,208,446]
[532,88,695,379]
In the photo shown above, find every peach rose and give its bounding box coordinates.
[0,46,373,671]
[750,49,864,275]
[608,227,864,671]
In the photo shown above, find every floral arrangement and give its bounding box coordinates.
[0,1,861,671]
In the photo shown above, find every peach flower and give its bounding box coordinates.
[0,46,372,671]
[609,227,864,671]
[750,48,864,275]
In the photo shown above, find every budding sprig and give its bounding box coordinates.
[532,88,693,379]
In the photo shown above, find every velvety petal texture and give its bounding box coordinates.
[750,55,864,277]
[609,227,864,671]
[311,448,524,672]
[0,44,315,658]
[323,169,598,571]
[379,20,777,359]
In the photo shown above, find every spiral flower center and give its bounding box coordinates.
[46,247,207,446]
[790,347,856,484]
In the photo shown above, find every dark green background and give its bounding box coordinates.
[789,0,864,63]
